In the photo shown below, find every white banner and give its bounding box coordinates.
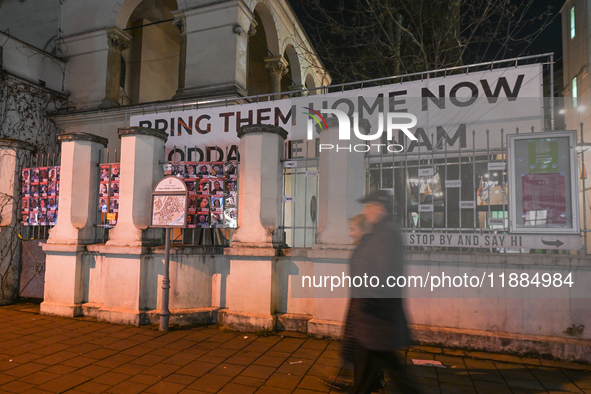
[130,64,543,161]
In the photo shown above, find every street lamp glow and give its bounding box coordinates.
[559,109,566,115]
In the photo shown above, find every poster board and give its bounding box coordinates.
[98,164,120,227]
[507,131,580,234]
[163,160,238,229]
[21,166,60,226]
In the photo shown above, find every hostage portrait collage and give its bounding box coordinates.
[21,166,60,226]
[164,161,238,229]
[99,164,120,227]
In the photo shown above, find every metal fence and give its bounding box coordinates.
[367,125,590,254]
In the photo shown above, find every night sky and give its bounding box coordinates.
[289,0,566,74]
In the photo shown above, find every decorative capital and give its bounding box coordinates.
[58,132,108,147]
[247,19,258,38]
[264,56,288,78]
[106,29,130,52]
[118,126,168,142]
[173,16,185,34]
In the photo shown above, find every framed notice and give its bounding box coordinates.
[150,176,189,228]
[507,131,579,234]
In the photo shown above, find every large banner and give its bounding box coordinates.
[130,64,544,160]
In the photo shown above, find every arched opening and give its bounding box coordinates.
[281,44,301,96]
[305,73,317,95]
[122,0,180,104]
[247,3,279,98]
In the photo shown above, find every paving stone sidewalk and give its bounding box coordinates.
[0,302,590,394]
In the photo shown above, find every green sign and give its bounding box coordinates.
[528,138,558,173]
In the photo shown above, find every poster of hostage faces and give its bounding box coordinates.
[163,160,238,228]
[21,166,60,226]
[98,164,120,227]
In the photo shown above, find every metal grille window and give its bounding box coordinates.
[281,139,319,248]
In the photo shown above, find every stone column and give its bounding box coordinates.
[314,118,368,248]
[173,13,187,95]
[99,28,130,109]
[41,132,107,317]
[0,139,35,305]
[224,124,287,332]
[47,132,108,245]
[106,127,167,247]
[264,56,288,100]
[231,124,287,247]
[174,3,253,99]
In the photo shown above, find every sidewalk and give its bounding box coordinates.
[0,302,589,394]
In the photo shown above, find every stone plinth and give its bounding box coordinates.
[106,127,167,247]
[223,247,278,331]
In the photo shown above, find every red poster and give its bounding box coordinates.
[522,173,566,225]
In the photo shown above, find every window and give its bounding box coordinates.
[573,77,578,108]
[570,6,576,39]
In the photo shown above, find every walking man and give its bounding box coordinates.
[350,190,421,394]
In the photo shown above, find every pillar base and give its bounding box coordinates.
[307,319,344,339]
[96,307,151,327]
[145,307,220,326]
[223,311,275,332]
[40,301,83,318]
[277,313,312,333]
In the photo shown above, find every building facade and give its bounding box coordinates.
[0,0,590,364]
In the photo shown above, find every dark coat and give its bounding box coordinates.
[349,216,412,351]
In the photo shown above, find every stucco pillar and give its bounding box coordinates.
[0,139,35,305]
[47,132,108,245]
[223,124,286,332]
[173,14,187,94]
[41,132,107,317]
[99,28,130,109]
[174,3,253,99]
[264,56,288,100]
[231,124,287,247]
[314,118,367,248]
[106,127,167,247]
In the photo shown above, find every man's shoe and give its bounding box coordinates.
[318,375,354,391]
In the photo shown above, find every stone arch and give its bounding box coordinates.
[305,73,317,95]
[120,0,181,104]
[111,0,186,29]
[247,1,282,96]
[281,40,302,88]
[251,1,280,57]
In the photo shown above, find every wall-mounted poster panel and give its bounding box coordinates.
[163,160,238,229]
[508,131,580,234]
[98,164,120,228]
[22,166,60,226]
